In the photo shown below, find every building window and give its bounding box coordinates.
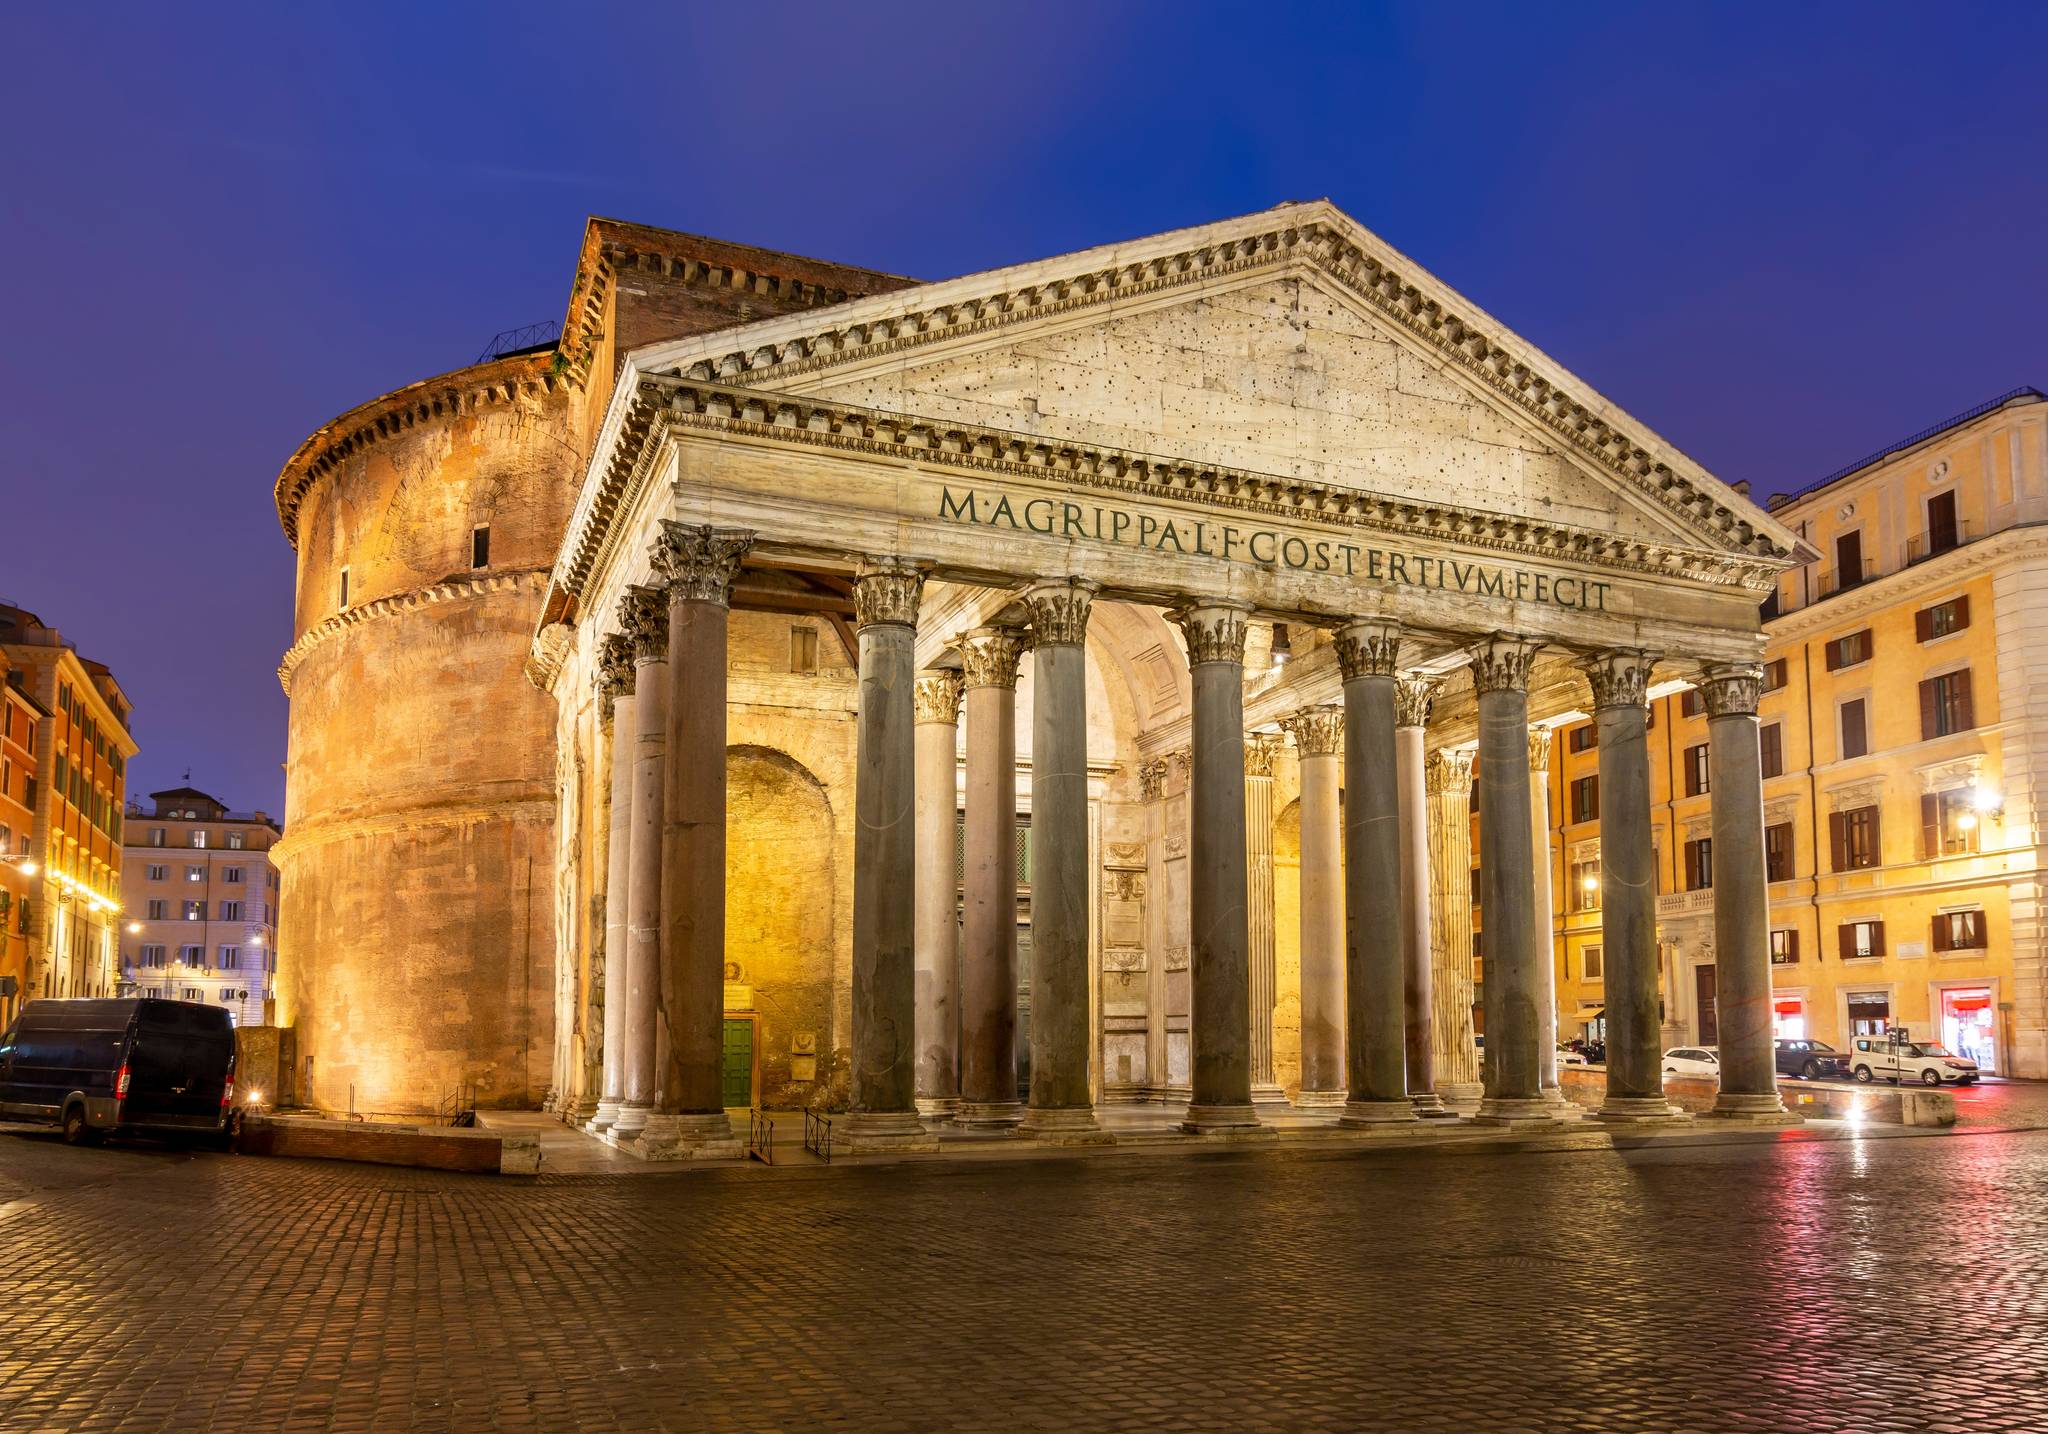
[1683,743,1710,797]
[1681,688,1704,718]
[1834,529,1866,591]
[1765,821,1795,882]
[1919,670,1974,740]
[219,901,243,921]
[1921,789,1980,857]
[185,864,204,882]
[1683,838,1713,891]
[146,900,167,920]
[1932,910,1986,952]
[471,525,490,569]
[139,945,166,968]
[191,830,207,849]
[1839,920,1885,962]
[227,831,245,851]
[1569,775,1599,824]
[1916,596,1970,641]
[182,901,205,922]
[1769,929,1799,966]
[149,827,164,847]
[1824,629,1873,670]
[222,866,243,884]
[1923,489,1960,559]
[1830,805,1881,871]
[1581,946,1603,982]
[145,864,165,882]
[339,567,351,610]
[1570,857,1600,913]
[1839,699,1869,760]
[1567,723,1596,754]
[179,944,204,968]
[219,946,240,970]
[790,625,819,675]
[1759,723,1783,780]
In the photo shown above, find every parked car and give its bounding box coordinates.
[1847,1037,1981,1086]
[1774,1038,1849,1080]
[0,998,236,1144]
[1662,1046,1720,1080]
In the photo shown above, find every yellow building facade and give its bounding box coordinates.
[1550,388,2048,1077]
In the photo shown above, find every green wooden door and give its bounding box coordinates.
[721,1019,754,1108]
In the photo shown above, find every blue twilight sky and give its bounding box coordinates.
[2,2,2043,819]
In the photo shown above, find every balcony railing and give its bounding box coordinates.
[1904,519,1975,567]
[1655,888,1714,919]
[1815,560,1877,599]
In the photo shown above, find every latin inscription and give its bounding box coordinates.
[935,486,1610,611]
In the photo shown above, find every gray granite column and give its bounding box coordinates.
[1244,734,1288,1109]
[1581,650,1681,1121]
[840,559,938,1153]
[612,585,669,1142]
[956,626,1025,1129]
[1528,726,1566,1110]
[644,524,752,1159]
[1396,678,1450,1116]
[586,637,635,1135]
[1471,634,1551,1124]
[913,670,964,1121]
[1280,706,1345,1107]
[1173,601,1265,1134]
[1702,662,1797,1123]
[1336,620,1416,1126]
[1426,750,1482,1109]
[1019,580,1108,1142]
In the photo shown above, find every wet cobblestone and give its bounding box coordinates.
[2,1116,2047,1432]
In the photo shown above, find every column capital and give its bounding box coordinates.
[1528,725,1555,772]
[957,626,1026,690]
[619,585,669,663]
[1394,676,1439,729]
[1244,734,1282,778]
[1281,705,1344,756]
[596,633,637,711]
[852,558,927,630]
[1699,662,1764,718]
[1579,648,1656,711]
[1467,633,1540,694]
[1333,619,1400,680]
[1018,578,1098,647]
[913,670,963,724]
[652,522,753,607]
[1167,748,1192,787]
[1425,747,1475,797]
[1137,756,1169,800]
[1173,600,1252,666]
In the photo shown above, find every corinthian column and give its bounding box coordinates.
[586,637,635,1134]
[1426,750,1481,1109]
[913,669,964,1121]
[1471,633,1552,1124]
[643,523,751,1159]
[1280,706,1344,1107]
[1336,620,1416,1126]
[1396,678,1449,1116]
[1244,734,1288,1109]
[1528,725,1566,1111]
[956,626,1025,1129]
[1019,580,1109,1142]
[840,559,938,1153]
[612,585,669,1143]
[1701,662,1798,1124]
[1173,600,1265,1134]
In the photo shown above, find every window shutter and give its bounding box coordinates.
[1825,639,1843,671]
[1919,678,1938,741]
[1828,811,1847,871]
[1922,793,1939,859]
[1954,594,1970,629]
[1915,606,1934,642]
[1931,913,1950,953]
[1954,669,1974,730]
[1787,929,1799,961]
[1867,807,1882,867]
[1837,924,1854,962]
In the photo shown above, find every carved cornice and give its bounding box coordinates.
[1394,676,1439,729]
[853,558,926,630]
[1468,634,1540,695]
[524,621,574,693]
[1528,726,1555,772]
[1826,776,1885,813]
[1334,620,1400,681]
[1699,662,1763,718]
[913,670,963,724]
[1426,748,1475,798]
[1917,753,1985,795]
[1174,602,1251,667]
[651,522,753,606]
[1580,648,1655,711]
[276,569,548,696]
[1243,734,1282,778]
[620,585,669,663]
[1019,578,1097,647]
[1282,705,1344,757]
[957,626,1026,689]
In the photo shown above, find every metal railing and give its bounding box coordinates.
[474,320,561,365]
[438,1082,478,1127]
[1904,519,1976,567]
[747,1108,774,1166]
[803,1106,833,1162]
[1806,387,2044,493]
[1815,560,1876,598]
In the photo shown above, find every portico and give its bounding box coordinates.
[529,202,1810,1149]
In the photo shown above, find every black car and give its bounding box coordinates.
[1774,1038,1848,1080]
[0,998,236,1144]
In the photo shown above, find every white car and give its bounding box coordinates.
[1662,1046,1720,1080]
[1847,1037,1981,1086]
[1557,1046,1590,1067]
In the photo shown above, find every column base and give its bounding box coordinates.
[584,1099,623,1135]
[1472,1095,1563,1125]
[565,1097,600,1126]
[1408,1091,1456,1118]
[915,1097,959,1123]
[1591,1096,1690,1124]
[1179,1103,1273,1135]
[1705,1092,1801,1125]
[833,1110,940,1154]
[1293,1088,1348,1109]
[954,1100,1025,1130]
[1436,1081,1484,1115]
[628,1112,743,1161]
[1250,1082,1293,1110]
[1338,1098,1418,1128]
[1018,1106,1115,1144]
[609,1101,652,1139]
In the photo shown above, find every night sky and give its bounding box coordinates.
[4,3,2043,822]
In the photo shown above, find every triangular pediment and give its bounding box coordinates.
[611,202,1803,565]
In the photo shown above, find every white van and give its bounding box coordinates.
[1847,1037,1980,1086]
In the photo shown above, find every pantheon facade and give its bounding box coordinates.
[272,203,1809,1149]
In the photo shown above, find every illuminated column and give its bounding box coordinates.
[1245,734,1287,1108]
[644,523,751,1160]
[1580,650,1681,1122]
[1281,706,1345,1107]
[913,669,964,1121]
[1702,661,1797,1124]
[1471,633,1552,1124]
[1019,579,1109,1141]
[1427,750,1481,1108]
[840,559,939,1153]
[956,626,1026,1129]
[1174,600,1265,1134]
[1397,678,1449,1116]
[612,584,669,1142]
[1528,726,1566,1109]
[1336,620,1416,1126]
[585,635,635,1135]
